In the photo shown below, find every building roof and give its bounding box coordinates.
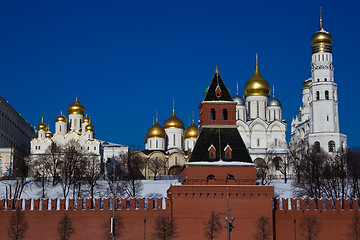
[189,127,252,163]
[203,69,233,102]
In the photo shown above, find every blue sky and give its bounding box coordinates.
[1,0,359,148]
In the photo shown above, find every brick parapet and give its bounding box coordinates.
[0,197,169,211]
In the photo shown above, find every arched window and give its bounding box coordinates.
[316,91,320,100]
[314,141,320,151]
[325,90,329,100]
[223,109,228,120]
[211,108,216,121]
[328,140,336,152]
[317,78,320,82]
[207,175,215,180]
[324,78,327,82]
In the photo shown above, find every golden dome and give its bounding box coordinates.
[145,120,166,143]
[85,122,94,132]
[163,108,184,129]
[83,114,90,123]
[68,97,85,115]
[311,29,332,46]
[45,131,53,138]
[302,79,312,90]
[37,117,47,131]
[244,60,271,97]
[184,120,199,139]
[56,111,67,122]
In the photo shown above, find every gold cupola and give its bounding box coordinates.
[244,55,271,97]
[56,111,67,122]
[163,106,184,129]
[145,118,166,143]
[45,126,53,138]
[184,118,199,139]
[302,78,312,90]
[85,120,95,132]
[37,117,47,131]
[68,97,85,115]
[311,8,333,53]
[83,114,90,123]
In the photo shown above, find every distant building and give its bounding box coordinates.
[0,95,35,176]
[30,97,127,175]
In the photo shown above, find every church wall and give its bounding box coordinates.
[199,103,236,126]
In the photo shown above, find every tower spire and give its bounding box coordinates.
[319,7,323,30]
[215,62,219,74]
[236,82,239,95]
[256,53,258,66]
[273,85,275,98]
[172,98,175,114]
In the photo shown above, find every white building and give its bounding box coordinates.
[233,57,288,167]
[291,15,347,153]
[30,97,127,175]
[0,95,35,176]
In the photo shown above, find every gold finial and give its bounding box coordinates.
[215,63,219,74]
[155,110,158,123]
[60,110,63,115]
[153,116,155,125]
[319,7,323,30]
[256,53,259,65]
[273,85,275,98]
[236,82,239,95]
[172,98,175,114]
[192,111,194,124]
[41,113,44,123]
[188,116,191,127]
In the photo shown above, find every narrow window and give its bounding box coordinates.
[173,135,176,146]
[317,78,320,82]
[211,108,216,121]
[60,126,62,132]
[325,90,329,100]
[328,141,335,152]
[94,147,96,150]
[156,140,158,148]
[222,109,228,120]
[257,102,259,117]
[316,91,320,100]
[257,139,260,147]
[327,115,329,121]
[324,78,327,82]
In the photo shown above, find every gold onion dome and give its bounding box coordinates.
[184,120,199,139]
[45,130,53,138]
[163,107,184,129]
[244,58,271,97]
[37,117,47,131]
[302,79,312,90]
[56,111,67,122]
[83,114,90,123]
[68,97,85,115]
[145,120,166,142]
[311,16,332,46]
[85,120,95,132]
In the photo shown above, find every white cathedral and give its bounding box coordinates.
[290,14,347,153]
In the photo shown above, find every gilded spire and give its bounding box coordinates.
[319,7,323,30]
[215,63,219,74]
[273,85,275,98]
[172,98,175,114]
[256,53,258,66]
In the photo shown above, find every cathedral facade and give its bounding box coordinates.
[291,15,347,153]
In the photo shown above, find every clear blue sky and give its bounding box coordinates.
[1,0,359,148]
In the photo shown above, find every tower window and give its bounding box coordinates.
[257,102,259,117]
[257,139,260,147]
[317,78,320,82]
[328,140,335,153]
[316,91,320,100]
[211,108,216,121]
[222,109,228,120]
[324,78,327,82]
[314,141,320,151]
[325,90,329,100]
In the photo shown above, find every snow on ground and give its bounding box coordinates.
[0,179,293,199]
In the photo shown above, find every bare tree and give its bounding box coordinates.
[300,216,320,240]
[293,145,329,198]
[7,209,28,240]
[348,212,360,240]
[254,158,271,185]
[83,154,101,208]
[58,141,85,198]
[103,214,124,240]
[346,148,360,198]
[148,156,167,180]
[253,216,272,240]
[153,214,176,240]
[57,214,75,240]
[204,211,222,240]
